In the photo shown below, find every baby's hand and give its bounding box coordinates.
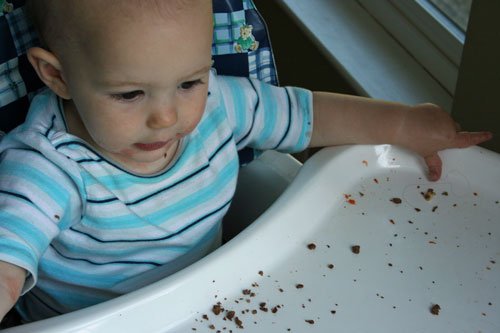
[0,261,25,324]
[397,103,492,181]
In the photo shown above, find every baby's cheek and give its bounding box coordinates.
[184,122,198,134]
[184,113,204,134]
[91,131,127,154]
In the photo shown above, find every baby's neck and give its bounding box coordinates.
[62,99,92,143]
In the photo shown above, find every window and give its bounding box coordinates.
[356,0,472,96]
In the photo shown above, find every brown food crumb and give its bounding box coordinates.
[235,317,243,329]
[328,264,334,269]
[307,243,316,250]
[305,319,315,324]
[390,197,402,204]
[430,304,441,315]
[422,188,436,201]
[242,289,251,295]
[258,270,263,276]
[351,245,361,254]
[296,283,304,289]
[225,310,235,321]
[212,304,223,315]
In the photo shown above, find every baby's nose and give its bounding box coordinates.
[147,105,178,129]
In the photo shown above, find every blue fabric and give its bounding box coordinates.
[212,0,277,85]
[211,0,279,164]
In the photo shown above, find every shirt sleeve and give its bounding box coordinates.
[215,74,313,153]
[0,148,83,294]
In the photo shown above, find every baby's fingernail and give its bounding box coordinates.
[428,171,439,181]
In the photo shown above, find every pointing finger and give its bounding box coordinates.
[424,153,442,181]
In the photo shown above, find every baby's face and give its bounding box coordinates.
[60,1,213,174]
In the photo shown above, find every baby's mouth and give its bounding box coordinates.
[134,141,170,151]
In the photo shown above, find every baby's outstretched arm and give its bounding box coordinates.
[0,261,25,323]
[309,92,493,181]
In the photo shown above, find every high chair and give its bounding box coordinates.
[2,1,500,332]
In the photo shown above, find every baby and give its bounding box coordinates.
[0,0,491,325]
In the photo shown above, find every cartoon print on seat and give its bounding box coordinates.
[234,24,259,52]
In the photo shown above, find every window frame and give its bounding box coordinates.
[356,0,466,95]
[275,0,454,110]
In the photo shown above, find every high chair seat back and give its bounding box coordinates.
[0,0,43,133]
[0,0,278,162]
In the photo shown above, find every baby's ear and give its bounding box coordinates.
[27,47,71,99]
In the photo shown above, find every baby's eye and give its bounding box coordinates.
[178,79,203,90]
[111,90,144,101]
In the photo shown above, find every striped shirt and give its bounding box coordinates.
[0,72,313,321]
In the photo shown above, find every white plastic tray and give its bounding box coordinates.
[6,145,500,332]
